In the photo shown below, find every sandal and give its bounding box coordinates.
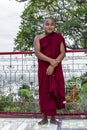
[50,119,60,125]
[38,119,48,125]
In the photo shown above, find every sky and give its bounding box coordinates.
[0,0,26,52]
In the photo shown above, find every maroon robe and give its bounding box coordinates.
[38,32,66,116]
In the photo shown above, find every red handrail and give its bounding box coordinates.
[0,49,87,55]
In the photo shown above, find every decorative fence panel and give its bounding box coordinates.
[0,50,87,114]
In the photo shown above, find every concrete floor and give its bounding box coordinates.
[0,118,87,130]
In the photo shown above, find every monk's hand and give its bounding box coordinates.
[50,59,59,68]
[46,65,54,75]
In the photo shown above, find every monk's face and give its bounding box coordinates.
[43,18,55,34]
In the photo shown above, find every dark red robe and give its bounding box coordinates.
[38,32,66,116]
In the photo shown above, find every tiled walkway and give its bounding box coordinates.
[0,118,87,130]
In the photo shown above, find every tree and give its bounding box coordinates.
[15,0,27,2]
[14,0,87,51]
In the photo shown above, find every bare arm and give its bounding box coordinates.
[55,42,66,64]
[46,42,66,75]
[34,35,58,66]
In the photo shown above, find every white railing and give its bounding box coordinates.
[0,49,87,115]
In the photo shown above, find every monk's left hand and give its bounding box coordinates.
[46,65,54,75]
[50,59,58,68]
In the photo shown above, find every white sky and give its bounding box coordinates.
[0,0,26,52]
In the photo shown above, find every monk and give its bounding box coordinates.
[34,17,66,125]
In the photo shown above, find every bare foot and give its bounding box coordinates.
[38,119,48,125]
[50,116,60,125]
[50,119,60,125]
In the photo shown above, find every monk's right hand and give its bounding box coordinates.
[46,65,54,75]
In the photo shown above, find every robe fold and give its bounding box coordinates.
[38,32,66,116]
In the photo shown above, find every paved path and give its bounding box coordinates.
[0,118,87,130]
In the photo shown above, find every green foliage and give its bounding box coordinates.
[14,0,87,50]
[81,83,87,96]
[65,73,87,112]
[19,84,30,90]
[18,89,30,101]
[4,106,21,112]
[76,83,87,112]
[66,76,79,94]
[0,102,5,111]
[0,83,40,112]
[18,84,30,101]
[0,76,86,113]
[5,94,13,102]
[81,72,87,85]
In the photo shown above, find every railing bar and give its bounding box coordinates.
[0,49,87,55]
